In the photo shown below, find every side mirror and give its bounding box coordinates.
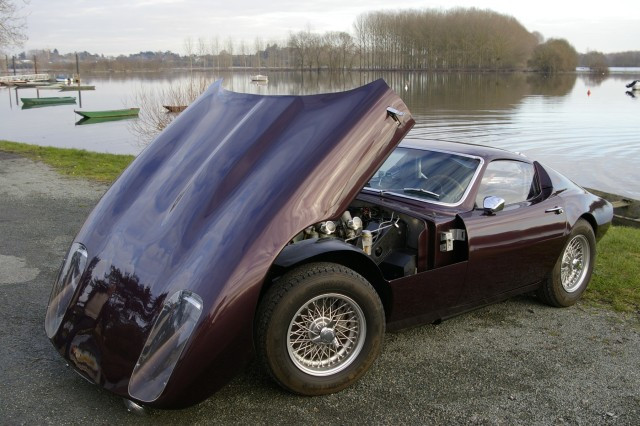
[483,196,505,215]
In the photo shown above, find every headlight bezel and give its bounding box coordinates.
[45,242,89,338]
[128,289,203,403]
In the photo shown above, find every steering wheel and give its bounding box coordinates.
[425,175,465,201]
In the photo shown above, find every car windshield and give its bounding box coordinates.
[364,147,481,204]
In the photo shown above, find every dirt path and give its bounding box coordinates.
[0,152,638,425]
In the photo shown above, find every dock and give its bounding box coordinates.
[0,74,51,85]
[586,188,640,228]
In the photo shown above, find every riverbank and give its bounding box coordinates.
[0,141,637,313]
[0,141,134,183]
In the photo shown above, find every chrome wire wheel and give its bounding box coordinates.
[560,234,591,293]
[287,293,366,377]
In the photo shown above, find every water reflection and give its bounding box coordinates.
[526,74,577,96]
[0,70,638,198]
[75,116,137,125]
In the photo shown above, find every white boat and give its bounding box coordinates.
[250,74,268,82]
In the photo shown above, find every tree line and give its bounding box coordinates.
[4,6,640,75]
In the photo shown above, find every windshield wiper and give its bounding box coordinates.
[403,187,440,200]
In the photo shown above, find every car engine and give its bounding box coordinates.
[289,202,424,280]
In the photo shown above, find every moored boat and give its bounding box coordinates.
[21,96,76,106]
[59,85,96,91]
[35,84,64,90]
[74,108,140,119]
[625,80,639,90]
[250,74,268,82]
[163,105,187,113]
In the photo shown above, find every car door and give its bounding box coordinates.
[458,159,568,301]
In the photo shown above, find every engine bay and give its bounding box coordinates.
[289,201,426,280]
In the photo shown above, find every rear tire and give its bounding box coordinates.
[537,219,596,307]
[256,262,385,395]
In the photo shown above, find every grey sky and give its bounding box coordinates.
[20,0,639,55]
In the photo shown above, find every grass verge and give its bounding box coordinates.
[587,226,640,313]
[0,141,638,312]
[0,140,134,183]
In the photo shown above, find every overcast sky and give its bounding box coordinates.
[19,0,639,55]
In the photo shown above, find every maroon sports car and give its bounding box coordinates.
[45,79,612,410]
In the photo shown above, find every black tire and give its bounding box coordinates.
[255,262,385,395]
[537,219,596,307]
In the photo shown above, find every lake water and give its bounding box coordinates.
[1,70,639,198]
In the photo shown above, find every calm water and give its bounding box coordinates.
[1,70,639,198]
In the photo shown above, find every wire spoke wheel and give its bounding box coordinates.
[257,262,384,395]
[287,293,366,376]
[560,234,590,293]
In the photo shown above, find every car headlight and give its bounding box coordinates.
[128,290,203,403]
[45,242,88,338]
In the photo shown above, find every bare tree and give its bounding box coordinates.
[254,37,263,69]
[0,0,28,50]
[529,38,578,74]
[239,39,247,68]
[288,31,310,70]
[224,37,234,68]
[129,76,213,144]
[183,36,194,71]
[198,36,207,68]
[209,35,219,70]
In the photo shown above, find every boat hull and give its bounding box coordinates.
[74,108,140,119]
[21,97,76,106]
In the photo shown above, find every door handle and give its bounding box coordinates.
[545,206,564,214]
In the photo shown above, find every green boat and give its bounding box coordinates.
[59,85,96,91]
[74,108,140,119]
[21,97,76,106]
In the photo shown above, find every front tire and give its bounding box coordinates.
[537,218,596,307]
[256,262,385,395]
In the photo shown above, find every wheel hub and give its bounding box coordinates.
[287,293,366,376]
[560,234,590,293]
[308,318,337,345]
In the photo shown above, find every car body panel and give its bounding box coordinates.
[48,79,414,407]
[459,195,568,300]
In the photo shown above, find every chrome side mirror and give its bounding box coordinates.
[483,196,505,215]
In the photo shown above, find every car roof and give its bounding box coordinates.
[399,138,530,163]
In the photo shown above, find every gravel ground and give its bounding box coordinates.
[0,152,638,425]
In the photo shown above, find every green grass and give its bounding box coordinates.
[0,140,638,312]
[0,140,134,183]
[587,226,640,312]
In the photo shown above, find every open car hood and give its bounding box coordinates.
[51,79,413,405]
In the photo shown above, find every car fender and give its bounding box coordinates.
[270,238,392,314]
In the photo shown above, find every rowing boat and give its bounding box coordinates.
[74,108,140,119]
[59,85,96,91]
[21,97,76,106]
[163,105,187,113]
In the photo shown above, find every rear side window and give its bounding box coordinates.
[476,160,540,207]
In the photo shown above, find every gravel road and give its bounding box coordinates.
[0,152,638,425]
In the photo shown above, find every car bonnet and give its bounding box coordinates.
[49,79,414,400]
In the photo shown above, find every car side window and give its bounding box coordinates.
[475,160,540,207]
